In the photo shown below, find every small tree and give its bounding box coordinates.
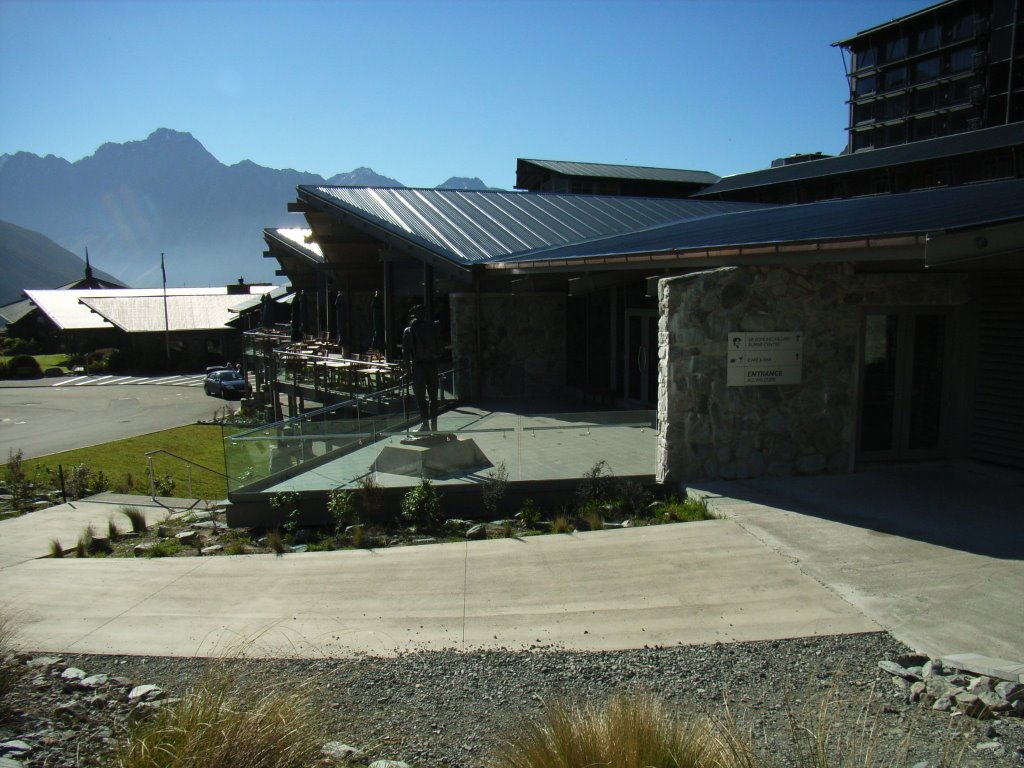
[4,449,31,513]
[327,487,358,534]
[401,478,442,530]
[481,461,509,518]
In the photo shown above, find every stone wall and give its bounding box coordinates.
[450,292,566,399]
[657,263,971,483]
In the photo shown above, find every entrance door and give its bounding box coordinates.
[624,310,658,407]
[858,310,952,460]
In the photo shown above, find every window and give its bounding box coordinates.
[948,46,976,73]
[855,75,877,96]
[883,94,907,119]
[914,56,940,82]
[854,46,877,70]
[914,86,938,111]
[917,25,940,51]
[884,66,907,90]
[950,14,974,41]
[912,115,938,140]
[885,37,908,61]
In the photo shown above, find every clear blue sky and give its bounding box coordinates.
[1,0,927,189]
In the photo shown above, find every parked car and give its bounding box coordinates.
[204,368,252,399]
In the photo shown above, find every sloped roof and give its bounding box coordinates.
[694,123,1024,198]
[517,159,720,185]
[264,228,324,264]
[497,178,1024,264]
[0,298,36,326]
[298,186,766,267]
[25,286,275,331]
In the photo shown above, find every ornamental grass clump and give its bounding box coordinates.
[0,613,23,713]
[115,668,326,768]
[120,506,147,533]
[490,692,756,768]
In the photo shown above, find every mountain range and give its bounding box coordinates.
[0,129,492,288]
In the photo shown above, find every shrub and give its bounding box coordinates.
[68,462,108,500]
[4,449,31,513]
[656,495,715,523]
[6,353,41,378]
[356,473,383,521]
[516,498,542,529]
[577,459,616,506]
[616,479,653,518]
[115,667,325,768]
[401,477,442,530]
[121,506,147,533]
[145,539,182,558]
[269,491,301,536]
[482,461,510,517]
[489,693,748,768]
[327,487,357,534]
[153,473,176,497]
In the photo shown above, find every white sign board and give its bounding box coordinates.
[727,332,803,387]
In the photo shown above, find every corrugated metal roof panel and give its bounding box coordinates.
[25,287,275,331]
[300,187,766,265]
[81,293,270,332]
[519,159,720,185]
[501,179,1024,263]
[695,124,1024,197]
[0,298,36,326]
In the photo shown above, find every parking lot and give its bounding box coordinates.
[0,376,230,458]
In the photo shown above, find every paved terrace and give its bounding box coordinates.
[250,406,659,494]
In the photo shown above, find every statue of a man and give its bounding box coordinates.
[402,304,442,431]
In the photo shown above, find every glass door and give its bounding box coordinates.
[624,310,658,407]
[858,310,952,460]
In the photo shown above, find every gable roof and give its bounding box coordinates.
[516,159,720,186]
[496,178,1024,265]
[694,123,1024,198]
[297,186,766,267]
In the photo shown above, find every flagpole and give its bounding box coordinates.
[161,253,170,363]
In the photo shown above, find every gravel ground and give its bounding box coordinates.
[3,631,1022,767]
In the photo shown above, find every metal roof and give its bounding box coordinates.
[298,186,764,266]
[81,294,269,332]
[517,159,720,185]
[25,286,275,331]
[497,178,1024,264]
[228,285,289,314]
[0,298,36,326]
[833,0,959,47]
[694,124,1024,197]
[264,228,324,264]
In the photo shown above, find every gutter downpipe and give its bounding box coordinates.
[474,268,483,400]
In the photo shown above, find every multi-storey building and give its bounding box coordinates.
[836,0,1023,153]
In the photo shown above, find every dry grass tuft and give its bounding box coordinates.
[0,613,22,713]
[490,692,756,768]
[121,506,147,533]
[115,667,326,768]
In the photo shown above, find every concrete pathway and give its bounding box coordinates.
[691,461,1024,662]
[0,496,875,658]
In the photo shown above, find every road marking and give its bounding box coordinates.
[50,374,207,388]
[98,376,136,385]
[53,376,89,387]
[75,375,114,386]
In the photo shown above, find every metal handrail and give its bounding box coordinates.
[143,449,234,500]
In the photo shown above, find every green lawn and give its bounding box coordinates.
[6,424,228,500]
[0,353,73,372]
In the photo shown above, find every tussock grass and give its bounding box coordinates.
[121,506,147,533]
[49,538,65,558]
[550,516,573,534]
[0,613,22,713]
[115,668,326,768]
[267,529,286,556]
[491,693,756,768]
